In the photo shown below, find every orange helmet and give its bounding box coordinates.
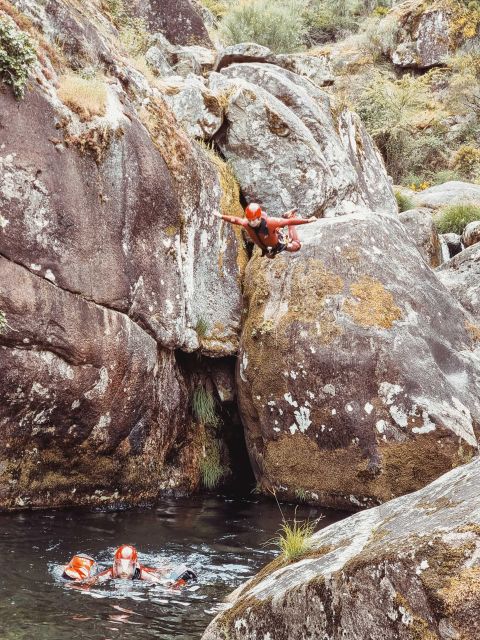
[113,545,138,578]
[245,203,262,221]
[63,554,96,580]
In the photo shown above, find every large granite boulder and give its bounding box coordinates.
[412,181,480,209]
[380,0,480,69]
[0,257,195,510]
[237,212,480,510]
[436,243,480,320]
[132,0,213,47]
[462,220,480,248]
[0,82,243,354]
[399,208,442,267]
[203,458,480,640]
[211,63,396,217]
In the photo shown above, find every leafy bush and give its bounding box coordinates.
[355,72,447,183]
[58,74,107,121]
[435,204,480,235]
[0,17,36,99]
[102,0,149,56]
[218,0,308,53]
[274,516,316,561]
[192,385,220,428]
[200,439,225,489]
[199,0,229,19]
[394,190,414,212]
[303,0,360,44]
[449,145,480,180]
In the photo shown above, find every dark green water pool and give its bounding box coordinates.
[0,496,345,640]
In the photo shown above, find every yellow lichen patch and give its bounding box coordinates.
[343,276,402,329]
[287,258,344,324]
[466,321,480,344]
[440,567,480,612]
[58,74,108,121]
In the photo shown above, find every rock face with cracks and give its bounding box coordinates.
[0,0,245,509]
[202,458,480,640]
[236,212,480,510]
[212,63,396,218]
[399,208,442,267]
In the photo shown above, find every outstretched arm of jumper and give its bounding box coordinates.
[214,212,248,226]
[269,216,317,229]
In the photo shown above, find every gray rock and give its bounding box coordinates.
[162,76,223,139]
[271,53,334,87]
[202,458,480,640]
[442,233,463,258]
[213,63,396,217]
[399,208,442,267]
[171,45,217,77]
[145,46,174,76]
[462,220,480,248]
[236,212,480,511]
[215,42,273,71]
[412,181,480,209]
[437,242,480,320]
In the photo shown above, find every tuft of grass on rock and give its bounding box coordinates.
[435,204,480,235]
[192,384,220,428]
[58,73,107,121]
[395,190,414,213]
[195,317,210,341]
[200,439,224,489]
[0,16,36,99]
[0,310,6,334]
[275,516,316,561]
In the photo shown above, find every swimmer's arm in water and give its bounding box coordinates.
[67,568,113,590]
[139,566,170,583]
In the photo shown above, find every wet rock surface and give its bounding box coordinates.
[236,212,480,510]
[202,458,480,640]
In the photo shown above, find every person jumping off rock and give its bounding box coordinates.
[214,203,317,258]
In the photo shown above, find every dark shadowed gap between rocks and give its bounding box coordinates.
[174,351,256,496]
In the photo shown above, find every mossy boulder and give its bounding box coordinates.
[237,212,480,510]
[203,458,480,640]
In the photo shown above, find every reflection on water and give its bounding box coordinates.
[0,496,345,640]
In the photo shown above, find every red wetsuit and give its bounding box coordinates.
[220,212,313,256]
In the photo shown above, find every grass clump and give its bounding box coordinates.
[275,516,316,561]
[395,190,414,212]
[218,0,308,53]
[0,310,6,333]
[58,73,107,121]
[0,16,36,99]
[200,438,225,489]
[192,384,220,428]
[102,0,150,56]
[435,204,480,235]
[195,317,210,341]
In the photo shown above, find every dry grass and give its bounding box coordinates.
[58,73,108,121]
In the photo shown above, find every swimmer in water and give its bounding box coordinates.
[65,545,196,589]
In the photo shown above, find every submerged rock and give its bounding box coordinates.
[212,63,396,217]
[202,458,480,640]
[436,243,480,321]
[399,208,442,267]
[237,212,480,510]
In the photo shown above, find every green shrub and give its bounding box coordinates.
[394,190,414,212]
[218,0,308,53]
[303,0,360,44]
[102,0,150,56]
[0,17,36,99]
[200,439,224,489]
[450,145,480,180]
[431,170,463,185]
[274,516,316,561]
[192,385,220,427]
[435,204,480,234]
